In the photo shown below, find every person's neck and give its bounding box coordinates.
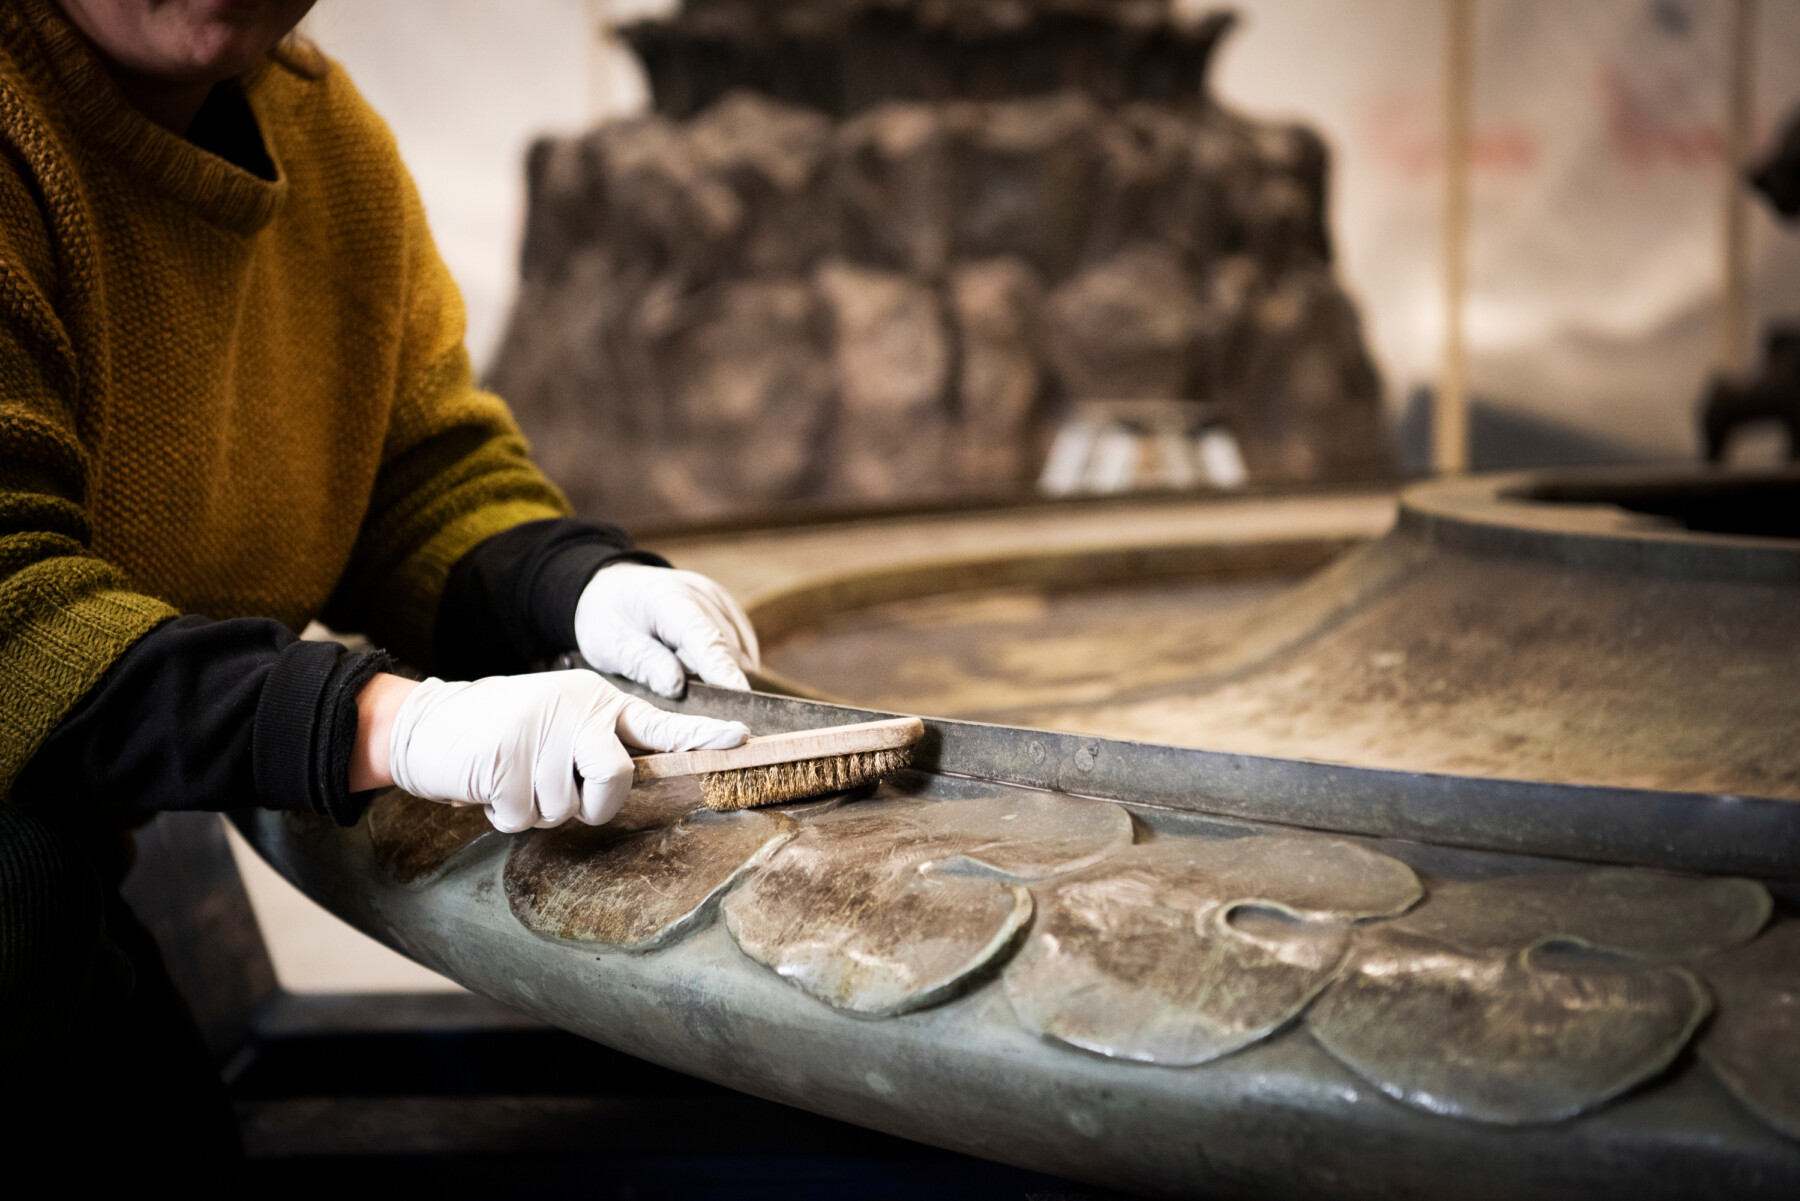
[101,62,213,135]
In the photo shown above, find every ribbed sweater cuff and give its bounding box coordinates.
[0,583,176,798]
[252,641,393,825]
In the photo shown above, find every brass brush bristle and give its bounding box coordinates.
[631,717,926,812]
[698,745,915,812]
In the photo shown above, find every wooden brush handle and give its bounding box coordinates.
[632,717,924,784]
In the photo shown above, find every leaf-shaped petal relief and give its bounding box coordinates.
[723,791,1134,1017]
[1310,933,1709,1124]
[1307,869,1756,1125]
[1698,921,1800,1141]
[1390,869,1769,964]
[371,774,713,890]
[1003,835,1421,1065]
[368,788,497,887]
[506,777,796,952]
[912,792,1136,880]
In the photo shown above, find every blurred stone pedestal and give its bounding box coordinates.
[488,0,1392,524]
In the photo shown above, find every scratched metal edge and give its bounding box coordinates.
[603,677,1800,881]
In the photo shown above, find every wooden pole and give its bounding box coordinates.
[1435,0,1475,475]
[588,0,615,124]
[1716,0,1756,377]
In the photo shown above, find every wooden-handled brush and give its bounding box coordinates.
[632,717,926,812]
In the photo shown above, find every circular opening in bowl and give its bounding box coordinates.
[1515,472,1800,540]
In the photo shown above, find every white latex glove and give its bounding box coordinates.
[388,670,748,832]
[574,563,761,699]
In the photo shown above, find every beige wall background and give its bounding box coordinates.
[1203,0,1800,456]
[302,0,1800,448]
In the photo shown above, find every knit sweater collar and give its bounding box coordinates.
[4,0,287,235]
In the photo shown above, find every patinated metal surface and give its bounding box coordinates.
[765,574,1303,717]
[1307,869,1768,1125]
[1020,533,1800,797]
[1311,936,1709,1125]
[505,777,795,951]
[648,490,1393,642]
[1700,921,1800,1141]
[235,763,1800,1199]
[1005,833,1420,1065]
[236,474,1800,1194]
[668,470,1800,801]
[1385,869,1770,963]
[722,784,1133,1016]
[622,677,1800,880]
[367,788,495,887]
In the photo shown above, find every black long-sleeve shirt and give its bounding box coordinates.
[11,520,666,826]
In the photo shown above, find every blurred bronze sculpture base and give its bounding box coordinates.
[487,1,1392,525]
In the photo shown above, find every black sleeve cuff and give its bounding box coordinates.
[15,614,393,827]
[252,640,393,825]
[250,640,337,814]
[435,518,668,679]
[533,539,666,657]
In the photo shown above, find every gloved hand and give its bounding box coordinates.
[575,564,760,698]
[388,670,748,832]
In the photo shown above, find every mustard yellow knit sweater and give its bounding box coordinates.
[0,2,571,794]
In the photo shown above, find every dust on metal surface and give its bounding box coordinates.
[764,573,1304,718]
[366,788,495,887]
[723,470,1800,801]
[1699,920,1800,1141]
[241,471,1800,1194]
[721,782,1132,1016]
[1384,869,1770,964]
[1004,833,1420,1065]
[1019,537,1800,799]
[615,674,1800,880]
[239,762,1800,1197]
[1312,938,1710,1125]
[1307,868,1769,1125]
[505,777,795,951]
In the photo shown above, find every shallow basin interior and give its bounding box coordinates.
[762,573,1301,719]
